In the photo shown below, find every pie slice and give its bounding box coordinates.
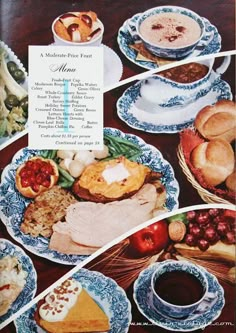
[35,288,110,333]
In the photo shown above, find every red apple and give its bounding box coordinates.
[128,220,169,257]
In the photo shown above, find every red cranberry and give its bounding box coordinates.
[217,222,230,236]
[204,226,217,242]
[197,239,210,251]
[187,211,196,221]
[196,212,210,225]
[185,234,197,247]
[223,231,235,244]
[208,208,220,217]
[190,224,203,239]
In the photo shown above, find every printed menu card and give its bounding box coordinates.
[28,46,103,150]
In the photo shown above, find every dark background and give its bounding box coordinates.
[0,0,235,332]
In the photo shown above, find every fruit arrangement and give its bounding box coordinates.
[126,208,235,285]
[53,11,102,43]
[128,209,235,258]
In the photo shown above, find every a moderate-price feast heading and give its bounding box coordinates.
[28,45,103,150]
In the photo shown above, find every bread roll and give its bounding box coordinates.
[226,171,236,192]
[195,100,236,142]
[191,139,234,186]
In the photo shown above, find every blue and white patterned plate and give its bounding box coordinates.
[0,127,179,265]
[133,263,225,331]
[14,268,131,333]
[117,14,221,70]
[117,77,232,133]
[0,239,37,327]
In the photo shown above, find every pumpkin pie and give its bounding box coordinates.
[35,279,110,333]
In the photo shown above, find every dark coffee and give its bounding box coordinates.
[154,270,204,306]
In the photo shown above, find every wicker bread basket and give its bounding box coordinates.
[177,144,233,204]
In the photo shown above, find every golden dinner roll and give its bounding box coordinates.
[191,139,234,186]
[226,171,236,192]
[194,100,236,142]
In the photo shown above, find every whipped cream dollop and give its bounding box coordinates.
[39,278,82,322]
[102,162,130,184]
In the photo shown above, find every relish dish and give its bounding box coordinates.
[52,11,104,46]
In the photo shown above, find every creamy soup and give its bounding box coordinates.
[139,12,202,48]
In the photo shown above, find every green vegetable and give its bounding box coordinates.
[167,213,188,225]
[39,149,58,160]
[57,165,75,188]
[104,134,142,161]
[57,178,74,188]
[48,150,57,160]
[19,96,28,114]
[39,150,50,158]
[11,69,25,83]
[0,50,27,100]
[0,118,7,137]
[58,165,75,182]
[5,94,19,110]
[7,61,18,74]
[0,81,9,119]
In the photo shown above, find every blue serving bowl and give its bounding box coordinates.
[136,6,205,59]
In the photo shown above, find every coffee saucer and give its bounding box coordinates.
[50,43,123,88]
[118,14,221,70]
[133,263,225,331]
[117,76,232,133]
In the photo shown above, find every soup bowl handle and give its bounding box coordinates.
[125,18,142,43]
[195,30,215,51]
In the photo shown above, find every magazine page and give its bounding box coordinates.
[0,0,235,332]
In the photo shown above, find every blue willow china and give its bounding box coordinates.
[0,128,179,264]
[133,262,225,331]
[117,14,221,69]
[15,268,132,333]
[116,77,232,133]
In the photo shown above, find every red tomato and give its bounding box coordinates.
[129,220,169,257]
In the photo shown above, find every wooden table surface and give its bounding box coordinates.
[0,0,235,332]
